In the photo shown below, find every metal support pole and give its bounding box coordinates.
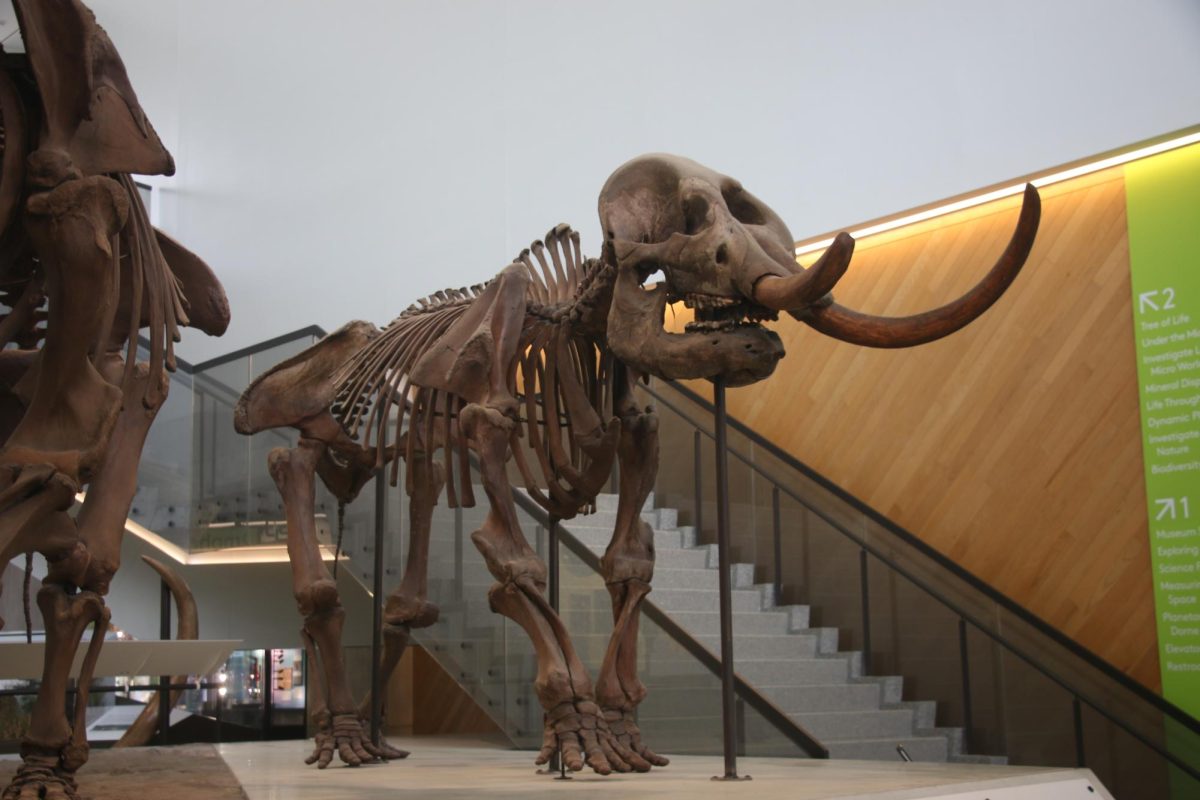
[712,378,749,781]
[454,504,464,600]
[958,618,973,753]
[548,516,561,775]
[158,577,170,745]
[693,430,703,539]
[370,469,386,747]
[1072,695,1085,767]
[771,486,782,605]
[548,516,561,614]
[859,549,871,676]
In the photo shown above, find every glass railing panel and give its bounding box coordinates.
[132,347,194,549]
[190,361,253,551]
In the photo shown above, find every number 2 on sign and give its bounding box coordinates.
[1155,497,1191,521]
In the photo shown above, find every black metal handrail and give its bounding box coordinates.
[640,378,1200,780]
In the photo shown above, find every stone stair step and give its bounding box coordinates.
[695,633,819,659]
[826,735,950,762]
[643,564,756,590]
[648,586,764,613]
[736,656,855,686]
[758,682,883,713]
[790,707,916,741]
[668,610,796,637]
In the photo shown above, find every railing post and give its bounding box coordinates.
[370,469,385,747]
[1072,695,1085,767]
[548,516,560,614]
[958,618,973,753]
[693,430,703,540]
[771,486,782,605]
[158,577,171,745]
[712,378,748,781]
[859,549,871,676]
[454,504,464,600]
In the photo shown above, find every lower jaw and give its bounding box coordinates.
[610,325,784,387]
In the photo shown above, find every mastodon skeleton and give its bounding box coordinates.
[236,153,1039,775]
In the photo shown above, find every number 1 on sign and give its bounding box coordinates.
[1155,497,1191,521]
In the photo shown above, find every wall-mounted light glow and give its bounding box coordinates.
[794,129,1200,256]
[79,492,342,566]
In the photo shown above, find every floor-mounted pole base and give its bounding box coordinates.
[712,773,753,781]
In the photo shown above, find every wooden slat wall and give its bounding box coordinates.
[675,166,1159,689]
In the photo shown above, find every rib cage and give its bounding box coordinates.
[327,224,620,519]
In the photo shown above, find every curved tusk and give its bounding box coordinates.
[113,556,199,748]
[753,232,855,311]
[140,555,199,639]
[804,183,1040,348]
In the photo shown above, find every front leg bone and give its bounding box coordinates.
[270,441,371,767]
[462,402,640,775]
[594,400,669,768]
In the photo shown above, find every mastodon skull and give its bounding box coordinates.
[598,154,813,386]
[596,153,1041,387]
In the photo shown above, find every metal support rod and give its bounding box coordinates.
[771,486,782,604]
[370,469,386,747]
[693,430,703,539]
[958,618,973,753]
[1072,695,1085,767]
[454,504,464,600]
[711,378,747,780]
[547,516,561,776]
[158,577,170,745]
[859,549,871,676]
[548,516,561,614]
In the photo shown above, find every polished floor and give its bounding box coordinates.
[215,738,1113,800]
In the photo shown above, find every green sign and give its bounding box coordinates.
[1127,142,1200,716]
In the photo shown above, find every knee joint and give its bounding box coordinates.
[384,594,439,629]
[296,578,342,619]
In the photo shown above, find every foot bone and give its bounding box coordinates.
[539,699,651,775]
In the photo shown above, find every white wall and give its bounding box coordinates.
[88,0,1200,362]
[106,533,374,650]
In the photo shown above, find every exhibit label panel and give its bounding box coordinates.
[1126,142,1200,716]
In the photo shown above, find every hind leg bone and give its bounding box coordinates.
[270,439,382,768]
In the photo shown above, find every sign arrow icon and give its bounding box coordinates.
[1139,291,1161,313]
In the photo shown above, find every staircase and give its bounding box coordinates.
[564,493,973,762]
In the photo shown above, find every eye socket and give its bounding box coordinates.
[722,186,766,226]
[637,265,667,287]
[682,195,710,235]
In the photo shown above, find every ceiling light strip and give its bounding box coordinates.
[795,130,1200,256]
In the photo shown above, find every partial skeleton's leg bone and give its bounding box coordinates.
[72,357,167,593]
[0,468,77,570]
[461,402,640,775]
[5,357,168,799]
[354,623,411,761]
[269,439,374,768]
[3,586,105,800]
[384,442,442,630]
[2,168,127,482]
[347,428,438,759]
[594,385,669,767]
[300,627,336,769]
